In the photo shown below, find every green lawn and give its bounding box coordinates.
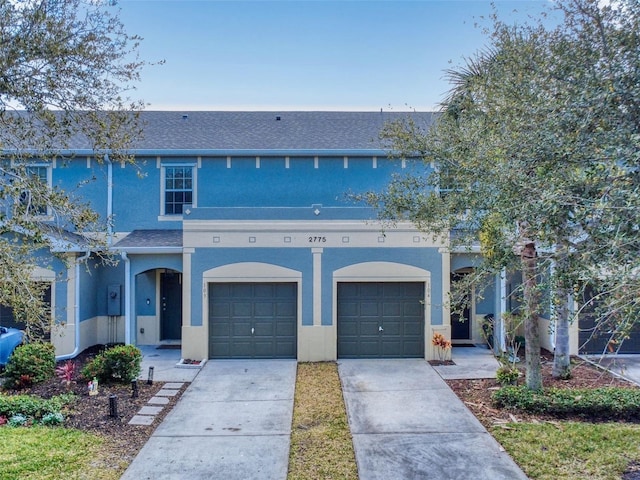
[0,427,120,480]
[492,421,640,480]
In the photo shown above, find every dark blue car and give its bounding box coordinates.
[0,326,24,366]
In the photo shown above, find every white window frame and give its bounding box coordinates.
[21,163,53,219]
[159,163,197,219]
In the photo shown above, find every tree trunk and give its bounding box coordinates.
[552,301,571,378]
[522,241,543,391]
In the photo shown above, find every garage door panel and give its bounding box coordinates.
[276,301,296,316]
[276,321,296,336]
[403,321,422,336]
[340,321,358,336]
[403,301,423,316]
[359,320,380,335]
[383,283,403,297]
[382,340,402,356]
[358,340,382,357]
[254,321,275,336]
[403,283,424,296]
[232,321,252,336]
[338,282,424,358]
[232,302,252,317]
[210,322,230,336]
[360,302,380,316]
[210,302,231,317]
[359,283,380,297]
[383,302,401,316]
[230,341,253,357]
[276,342,296,357]
[403,341,423,356]
[254,301,275,317]
[276,283,296,296]
[209,341,230,357]
[209,282,297,359]
[340,302,358,316]
[254,284,275,298]
[382,321,401,335]
[231,284,253,297]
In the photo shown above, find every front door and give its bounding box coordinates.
[160,272,182,340]
[451,272,471,341]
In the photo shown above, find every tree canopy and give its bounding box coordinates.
[366,0,640,389]
[0,0,148,339]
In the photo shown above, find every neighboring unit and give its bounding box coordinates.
[0,111,593,361]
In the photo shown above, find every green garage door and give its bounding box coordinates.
[209,282,297,359]
[338,282,425,358]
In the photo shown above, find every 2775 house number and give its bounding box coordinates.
[308,236,327,243]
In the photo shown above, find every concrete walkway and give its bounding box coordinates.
[120,359,297,480]
[338,358,528,480]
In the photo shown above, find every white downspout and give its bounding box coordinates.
[122,251,131,344]
[105,153,113,247]
[56,251,91,361]
[499,268,508,353]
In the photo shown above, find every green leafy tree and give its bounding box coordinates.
[366,0,640,389]
[0,0,149,339]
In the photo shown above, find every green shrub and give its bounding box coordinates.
[81,344,142,384]
[0,393,72,420]
[496,365,520,386]
[40,412,64,426]
[3,343,56,390]
[8,414,27,427]
[492,386,640,419]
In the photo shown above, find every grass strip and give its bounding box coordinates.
[0,426,121,480]
[288,362,358,480]
[492,421,640,480]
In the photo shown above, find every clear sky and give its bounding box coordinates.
[117,0,557,112]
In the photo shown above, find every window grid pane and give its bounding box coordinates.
[164,166,193,215]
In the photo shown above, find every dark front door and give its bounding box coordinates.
[451,273,471,341]
[160,272,182,340]
[337,282,425,358]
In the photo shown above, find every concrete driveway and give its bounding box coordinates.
[120,360,296,480]
[584,354,640,386]
[338,359,528,480]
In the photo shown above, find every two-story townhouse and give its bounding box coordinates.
[4,111,599,362]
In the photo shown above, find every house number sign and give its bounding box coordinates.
[308,236,327,243]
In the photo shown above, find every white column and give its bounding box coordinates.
[312,248,323,326]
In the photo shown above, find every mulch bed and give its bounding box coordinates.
[2,345,188,472]
[446,350,638,427]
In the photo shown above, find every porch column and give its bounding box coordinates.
[312,248,323,326]
[182,248,194,327]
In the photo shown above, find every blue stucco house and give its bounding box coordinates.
[4,111,571,361]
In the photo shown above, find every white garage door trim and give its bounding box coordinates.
[202,262,302,358]
[333,262,431,359]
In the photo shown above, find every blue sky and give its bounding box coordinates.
[118,1,556,111]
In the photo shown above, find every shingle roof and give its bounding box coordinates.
[132,111,436,151]
[114,230,183,249]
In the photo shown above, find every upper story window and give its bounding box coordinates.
[20,165,51,217]
[162,165,194,215]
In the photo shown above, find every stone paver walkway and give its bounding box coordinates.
[129,382,185,426]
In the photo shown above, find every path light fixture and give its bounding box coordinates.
[109,394,118,418]
[131,379,139,398]
[147,366,154,385]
